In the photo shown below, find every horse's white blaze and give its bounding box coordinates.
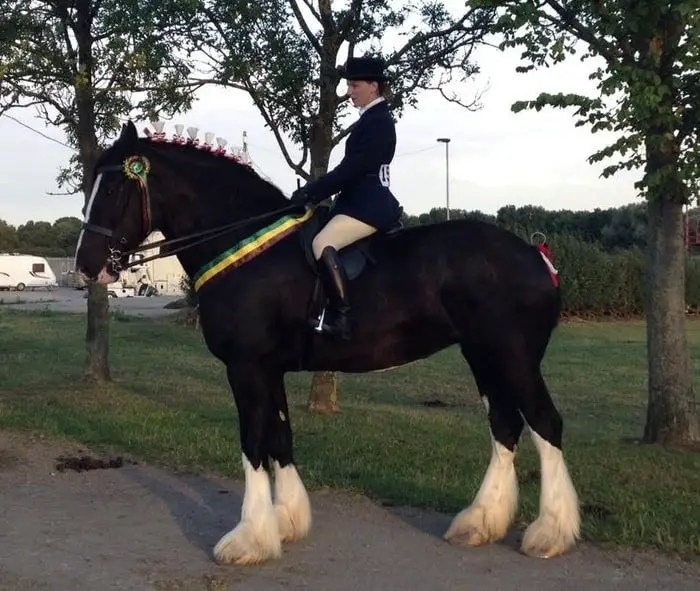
[444,432,517,546]
[273,461,312,543]
[522,428,580,558]
[75,173,103,258]
[213,454,281,565]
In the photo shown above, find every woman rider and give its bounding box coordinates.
[290,55,402,340]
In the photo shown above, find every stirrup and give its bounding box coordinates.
[310,307,351,339]
[312,308,328,333]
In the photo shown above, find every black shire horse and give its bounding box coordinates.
[75,121,580,565]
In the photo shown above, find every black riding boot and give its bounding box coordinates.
[317,246,351,340]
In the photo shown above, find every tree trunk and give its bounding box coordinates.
[643,197,699,443]
[75,8,110,382]
[308,370,340,413]
[306,63,342,412]
[84,283,111,381]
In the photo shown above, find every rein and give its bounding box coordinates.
[111,203,305,272]
[83,155,305,273]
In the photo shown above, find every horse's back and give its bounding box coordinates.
[378,219,555,290]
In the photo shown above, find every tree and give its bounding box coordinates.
[0,219,18,252]
[1,0,197,381]
[0,216,82,256]
[194,0,494,412]
[16,221,54,252]
[52,216,83,255]
[485,0,699,443]
[600,203,647,251]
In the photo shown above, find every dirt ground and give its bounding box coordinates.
[0,431,698,591]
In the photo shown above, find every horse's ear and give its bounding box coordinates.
[119,120,139,146]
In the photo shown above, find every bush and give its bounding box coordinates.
[544,233,700,316]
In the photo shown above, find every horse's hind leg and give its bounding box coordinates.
[519,370,580,558]
[213,362,282,565]
[266,375,312,543]
[444,344,522,547]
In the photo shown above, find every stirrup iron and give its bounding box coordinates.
[313,307,327,333]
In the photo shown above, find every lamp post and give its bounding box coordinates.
[437,137,451,221]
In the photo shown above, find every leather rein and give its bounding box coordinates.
[82,155,302,274]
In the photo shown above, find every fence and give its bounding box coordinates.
[45,257,75,286]
[44,255,184,295]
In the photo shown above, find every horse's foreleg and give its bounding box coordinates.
[444,355,522,547]
[213,363,281,565]
[267,375,312,543]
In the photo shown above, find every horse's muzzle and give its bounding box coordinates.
[78,267,118,285]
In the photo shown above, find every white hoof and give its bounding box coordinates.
[275,500,311,543]
[445,436,517,547]
[521,510,579,558]
[444,501,514,547]
[213,520,282,565]
[215,453,282,565]
[273,461,312,543]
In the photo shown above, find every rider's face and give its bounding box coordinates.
[346,80,379,108]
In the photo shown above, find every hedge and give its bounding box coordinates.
[544,233,700,316]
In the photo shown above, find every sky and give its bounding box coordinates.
[0,38,643,228]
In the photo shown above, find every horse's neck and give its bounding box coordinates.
[155,165,289,280]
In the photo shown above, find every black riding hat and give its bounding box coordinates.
[339,56,388,83]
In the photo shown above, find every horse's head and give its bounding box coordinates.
[76,119,295,284]
[75,121,160,283]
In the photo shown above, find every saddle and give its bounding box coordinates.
[296,204,403,345]
[298,204,404,280]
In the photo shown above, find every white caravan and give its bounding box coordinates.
[0,253,58,291]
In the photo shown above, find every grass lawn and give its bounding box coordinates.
[0,308,699,558]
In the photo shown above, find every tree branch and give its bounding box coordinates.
[46,188,80,196]
[245,82,309,177]
[542,0,623,67]
[288,0,323,54]
[299,0,322,24]
[434,83,484,111]
[339,0,362,43]
[52,2,79,75]
[317,0,334,30]
[1,80,72,120]
[331,120,354,146]
[390,10,473,64]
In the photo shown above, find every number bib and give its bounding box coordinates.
[379,164,391,187]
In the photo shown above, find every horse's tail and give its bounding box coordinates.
[519,232,562,361]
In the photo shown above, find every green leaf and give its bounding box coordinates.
[490,0,700,202]
[0,0,197,193]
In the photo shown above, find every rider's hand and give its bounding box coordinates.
[290,187,309,205]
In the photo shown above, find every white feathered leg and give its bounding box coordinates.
[521,428,580,558]
[213,454,282,565]
[444,432,518,546]
[273,461,312,543]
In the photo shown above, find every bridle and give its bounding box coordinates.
[81,154,305,274]
[83,156,152,256]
